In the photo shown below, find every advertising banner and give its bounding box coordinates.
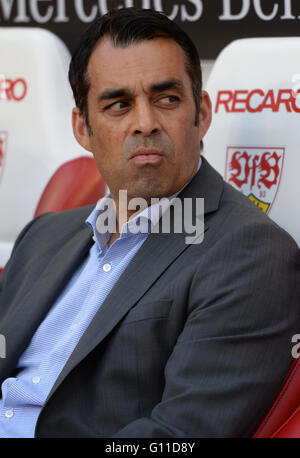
[1,0,300,58]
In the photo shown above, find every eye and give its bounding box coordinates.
[105,100,131,113]
[156,95,180,107]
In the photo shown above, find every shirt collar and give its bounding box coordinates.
[86,156,202,250]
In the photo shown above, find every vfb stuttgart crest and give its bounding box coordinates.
[225,147,285,214]
[0,132,7,184]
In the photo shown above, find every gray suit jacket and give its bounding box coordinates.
[0,157,299,438]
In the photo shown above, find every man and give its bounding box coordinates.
[0,7,299,438]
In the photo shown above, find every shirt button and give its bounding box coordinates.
[71,323,79,331]
[5,410,14,419]
[32,376,41,384]
[103,263,111,272]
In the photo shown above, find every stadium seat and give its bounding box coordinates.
[34,157,106,217]
[253,358,300,438]
[0,28,106,273]
[204,37,300,437]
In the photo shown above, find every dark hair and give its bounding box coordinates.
[69,7,203,134]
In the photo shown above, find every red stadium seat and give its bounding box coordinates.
[34,157,106,217]
[253,358,300,437]
[272,407,300,438]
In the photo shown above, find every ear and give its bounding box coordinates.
[72,107,93,152]
[198,90,212,140]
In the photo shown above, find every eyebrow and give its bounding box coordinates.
[97,78,185,103]
[98,88,131,102]
[150,78,185,94]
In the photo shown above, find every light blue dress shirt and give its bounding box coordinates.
[0,157,201,438]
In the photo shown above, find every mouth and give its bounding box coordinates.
[130,147,165,164]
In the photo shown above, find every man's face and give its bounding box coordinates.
[72,36,212,202]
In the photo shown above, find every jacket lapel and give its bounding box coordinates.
[0,221,94,383]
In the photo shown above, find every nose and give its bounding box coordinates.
[131,99,161,137]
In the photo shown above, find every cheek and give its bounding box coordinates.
[182,112,200,140]
[89,130,127,181]
[170,127,201,173]
[171,117,199,152]
[89,123,121,158]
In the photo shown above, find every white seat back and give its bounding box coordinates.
[204,38,300,247]
[0,28,89,266]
